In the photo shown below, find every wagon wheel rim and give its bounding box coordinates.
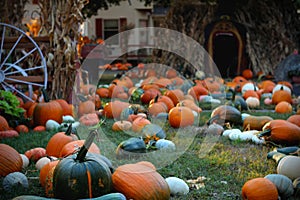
[0,22,48,102]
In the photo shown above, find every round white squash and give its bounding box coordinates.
[20,154,29,169]
[246,97,260,108]
[155,139,176,151]
[35,156,57,170]
[277,155,300,180]
[165,177,189,195]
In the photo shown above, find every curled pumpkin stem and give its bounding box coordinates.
[258,129,272,138]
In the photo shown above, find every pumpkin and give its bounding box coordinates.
[96,87,109,98]
[207,105,242,126]
[243,115,273,131]
[154,78,172,88]
[264,174,294,198]
[287,114,300,127]
[241,82,258,94]
[275,101,293,114]
[35,156,57,170]
[187,85,209,100]
[102,100,129,119]
[59,139,100,158]
[78,99,96,117]
[39,159,60,188]
[140,88,161,104]
[168,106,194,128]
[33,125,46,132]
[131,116,151,132]
[2,172,29,191]
[241,177,278,200]
[242,69,253,80]
[0,144,23,177]
[155,139,176,151]
[149,95,174,112]
[164,89,185,105]
[245,97,260,108]
[46,124,78,157]
[15,124,29,133]
[112,161,170,200]
[79,113,100,126]
[53,99,74,117]
[165,68,177,79]
[25,147,46,163]
[148,102,168,116]
[45,119,61,131]
[0,130,19,139]
[0,115,9,131]
[33,89,63,126]
[177,99,202,113]
[277,155,300,180]
[44,166,56,197]
[20,154,30,169]
[272,85,292,104]
[53,131,113,199]
[259,120,300,145]
[112,120,132,131]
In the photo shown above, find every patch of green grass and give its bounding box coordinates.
[0,110,293,200]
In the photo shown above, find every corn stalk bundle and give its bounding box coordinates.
[37,0,88,100]
[234,0,299,75]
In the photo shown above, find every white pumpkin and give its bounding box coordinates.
[246,97,260,108]
[2,172,29,191]
[45,119,60,131]
[20,154,29,169]
[155,139,176,151]
[277,155,300,180]
[272,84,291,94]
[241,83,259,94]
[222,129,241,137]
[35,156,57,170]
[239,130,258,141]
[165,177,189,195]
[264,174,294,198]
[62,115,75,123]
[251,135,265,144]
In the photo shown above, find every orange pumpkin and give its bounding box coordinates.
[15,124,29,133]
[131,117,151,132]
[287,114,300,127]
[272,86,292,104]
[96,87,109,98]
[166,68,177,79]
[77,100,96,117]
[112,120,132,131]
[148,102,168,116]
[242,178,278,200]
[53,99,74,116]
[0,115,9,131]
[59,140,100,158]
[112,161,170,200]
[33,100,63,127]
[46,125,78,157]
[33,125,46,132]
[0,130,19,138]
[164,89,185,105]
[103,100,129,119]
[150,95,174,112]
[260,119,300,145]
[25,147,46,162]
[79,113,100,126]
[187,85,209,100]
[242,69,253,80]
[168,106,194,128]
[0,144,23,177]
[39,159,60,187]
[275,101,293,114]
[140,88,161,104]
[177,99,202,113]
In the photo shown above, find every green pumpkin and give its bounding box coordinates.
[53,131,113,200]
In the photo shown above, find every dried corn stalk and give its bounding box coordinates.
[37,0,88,101]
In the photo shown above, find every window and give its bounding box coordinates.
[103,19,119,45]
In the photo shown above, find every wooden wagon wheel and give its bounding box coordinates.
[0,22,48,102]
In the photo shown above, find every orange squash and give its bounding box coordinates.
[275,101,293,114]
[0,115,9,131]
[259,119,300,145]
[243,115,273,131]
[112,161,170,200]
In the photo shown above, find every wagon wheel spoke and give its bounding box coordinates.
[0,22,48,101]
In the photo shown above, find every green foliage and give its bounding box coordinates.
[0,90,24,120]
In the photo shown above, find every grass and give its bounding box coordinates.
[0,110,295,200]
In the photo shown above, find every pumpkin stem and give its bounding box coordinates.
[41,88,50,102]
[207,114,220,126]
[258,129,272,138]
[77,94,88,102]
[65,123,73,136]
[76,130,97,162]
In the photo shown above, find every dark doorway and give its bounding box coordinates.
[213,33,239,77]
